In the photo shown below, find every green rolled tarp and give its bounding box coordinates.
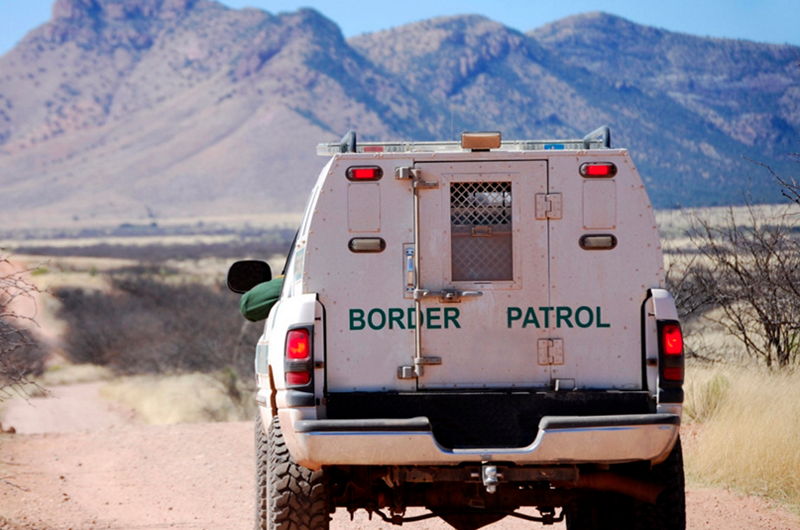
[239,276,284,322]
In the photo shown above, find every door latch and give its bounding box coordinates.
[397,356,442,379]
[538,339,564,365]
[395,166,438,188]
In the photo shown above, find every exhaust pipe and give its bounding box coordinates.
[572,473,665,504]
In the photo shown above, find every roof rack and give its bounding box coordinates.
[317,126,612,156]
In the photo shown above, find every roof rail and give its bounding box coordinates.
[317,127,614,156]
[583,125,611,149]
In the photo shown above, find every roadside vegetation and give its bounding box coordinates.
[0,256,47,401]
[683,365,800,507]
[0,227,293,421]
[665,156,800,510]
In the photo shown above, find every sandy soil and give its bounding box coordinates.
[1,384,799,530]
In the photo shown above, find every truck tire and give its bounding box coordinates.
[632,436,686,530]
[567,437,685,530]
[255,412,269,530]
[255,413,330,530]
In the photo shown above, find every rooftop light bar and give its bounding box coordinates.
[316,138,606,156]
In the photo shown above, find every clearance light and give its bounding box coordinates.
[461,132,501,151]
[580,162,617,178]
[347,166,383,181]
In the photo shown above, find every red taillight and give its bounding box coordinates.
[662,324,683,355]
[286,329,310,359]
[659,322,684,383]
[285,329,312,387]
[346,166,383,181]
[580,162,617,178]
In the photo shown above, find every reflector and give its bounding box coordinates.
[347,166,383,181]
[286,372,310,386]
[349,238,386,253]
[580,235,617,250]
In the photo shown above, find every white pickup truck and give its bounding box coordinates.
[228,127,686,530]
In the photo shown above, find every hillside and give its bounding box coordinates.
[0,1,798,230]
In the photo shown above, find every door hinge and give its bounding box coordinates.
[535,193,562,220]
[538,339,564,366]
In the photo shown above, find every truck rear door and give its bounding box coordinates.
[413,160,551,389]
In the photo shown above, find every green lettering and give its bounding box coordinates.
[556,307,573,328]
[444,307,461,329]
[407,307,424,329]
[426,308,442,329]
[523,307,541,328]
[368,308,386,330]
[507,307,522,328]
[388,308,405,330]
[539,307,553,328]
[350,309,365,331]
[597,307,611,328]
[575,306,594,328]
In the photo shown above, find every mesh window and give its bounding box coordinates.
[450,182,513,281]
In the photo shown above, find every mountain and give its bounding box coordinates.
[0,2,797,230]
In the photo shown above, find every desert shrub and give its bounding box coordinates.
[55,275,262,379]
[667,202,800,368]
[0,257,47,398]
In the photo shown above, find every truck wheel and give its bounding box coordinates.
[255,413,330,530]
[255,412,269,530]
[633,436,686,530]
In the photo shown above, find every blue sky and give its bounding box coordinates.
[1,0,799,57]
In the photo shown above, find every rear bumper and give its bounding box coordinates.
[276,409,680,469]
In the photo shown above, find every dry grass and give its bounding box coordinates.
[99,372,256,425]
[684,363,800,508]
[38,363,115,386]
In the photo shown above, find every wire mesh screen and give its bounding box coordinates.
[450,182,513,281]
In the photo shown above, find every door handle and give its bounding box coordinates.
[414,288,483,302]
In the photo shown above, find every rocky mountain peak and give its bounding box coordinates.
[53,0,195,21]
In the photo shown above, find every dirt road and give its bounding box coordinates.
[1,384,799,530]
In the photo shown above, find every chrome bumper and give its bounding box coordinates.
[275,409,680,470]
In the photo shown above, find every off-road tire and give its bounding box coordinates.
[255,412,269,529]
[255,413,330,530]
[566,437,685,530]
[632,436,686,530]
